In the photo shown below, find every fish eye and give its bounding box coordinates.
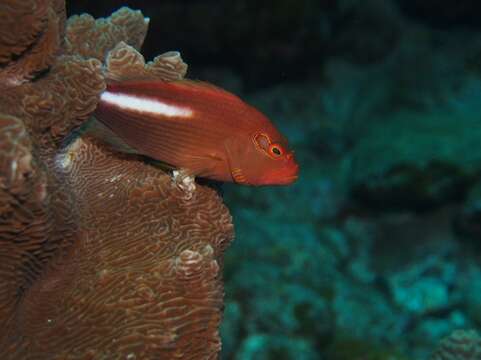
[269,144,283,157]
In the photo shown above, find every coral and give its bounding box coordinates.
[325,336,409,360]
[0,0,65,87]
[430,330,481,360]
[352,161,474,212]
[348,107,481,212]
[64,6,148,61]
[387,255,457,316]
[0,1,233,359]
[234,334,319,360]
[220,208,338,358]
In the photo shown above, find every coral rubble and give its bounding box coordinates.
[0,1,233,358]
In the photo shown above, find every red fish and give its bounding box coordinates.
[93,80,299,185]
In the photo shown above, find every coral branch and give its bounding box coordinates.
[105,42,188,82]
[65,7,149,61]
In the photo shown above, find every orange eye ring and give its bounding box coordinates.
[253,133,271,151]
[268,143,283,157]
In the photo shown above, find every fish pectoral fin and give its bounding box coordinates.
[230,167,248,184]
[147,158,176,172]
[223,137,246,182]
[85,117,140,155]
[179,152,225,179]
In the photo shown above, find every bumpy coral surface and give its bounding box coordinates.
[0,1,233,359]
[431,330,481,360]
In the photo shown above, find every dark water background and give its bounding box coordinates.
[70,1,481,358]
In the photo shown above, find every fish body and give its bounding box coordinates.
[94,80,298,185]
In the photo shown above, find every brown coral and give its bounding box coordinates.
[0,1,233,359]
[0,0,64,87]
[65,6,148,61]
[430,329,481,360]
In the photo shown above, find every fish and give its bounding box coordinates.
[93,79,299,186]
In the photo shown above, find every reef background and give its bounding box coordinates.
[26,0,481,358]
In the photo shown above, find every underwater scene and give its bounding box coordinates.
[2,0,481,359]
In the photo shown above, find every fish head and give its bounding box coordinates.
[249,131,299,185]
[224,130,299,186]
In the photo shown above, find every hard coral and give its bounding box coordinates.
[0,0,65,87]
[0,1,233,359]
[430,329,481,360]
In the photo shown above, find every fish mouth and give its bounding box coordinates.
[277,174,299,185]
[255,159,299,186]
[267,163,299,185]
[259,172,298,186]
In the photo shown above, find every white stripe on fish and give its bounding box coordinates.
[100,91,194,118]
